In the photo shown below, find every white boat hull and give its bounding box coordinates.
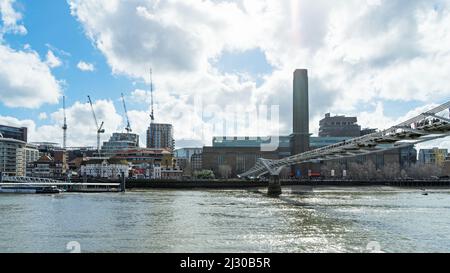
[0,186,60,194]
[0,188,37,194]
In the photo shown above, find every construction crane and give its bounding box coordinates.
[62,96,68,149]
[121,93,132,133]
[87,95,105,156]
[149,68,155,123]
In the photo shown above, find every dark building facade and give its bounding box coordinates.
[202,146,280,178]
[0,125,27,142]
[319,113,361,137]
[191,153,203,172]
[315,145,417,177]
[202,136,291,178]
[361,128,378,136]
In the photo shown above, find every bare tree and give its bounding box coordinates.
[347,160,386,180]
[321,161,345,178]
[406,163,442,179]
[361,160,377,180]
[380,162,400,180]
[348,162,362,180]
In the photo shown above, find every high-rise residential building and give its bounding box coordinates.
[147,123,174,151]
[419,148,448,166]
[0,136,26,176]
[319,113,362,137]
[0,125,27,142]
[101,133,140,157]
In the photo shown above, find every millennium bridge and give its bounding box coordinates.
[239,101,450,196]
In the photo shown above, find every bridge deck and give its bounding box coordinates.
[240,101,450,178]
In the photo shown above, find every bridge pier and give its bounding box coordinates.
[120,172,126,193]
[267,175,282,197]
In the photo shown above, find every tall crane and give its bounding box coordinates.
[121,93,132,133]
[150,68,155,123]
[87,95,105,156]
[62,96,68,149]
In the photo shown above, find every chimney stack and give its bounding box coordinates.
[291,69,310,156]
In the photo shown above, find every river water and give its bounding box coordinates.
[0,187,449,253]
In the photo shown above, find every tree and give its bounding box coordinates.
[347,160,381,180]
[348,162,363,180]
[320,161,345,178]
[194,170,215,179]
[406,163,443,179]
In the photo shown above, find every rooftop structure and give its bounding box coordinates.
[319,113,361,137]
[0,124,27,142]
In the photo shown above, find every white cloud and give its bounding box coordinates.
[69,0,264,79]
[45,50,62,68]
[38,112,48,120]
[66,0,450,149]
[0,45,62,108]
[77,60,95,72]
[0,115,35,133]
[0,0,62,109]
[0,0,26,36]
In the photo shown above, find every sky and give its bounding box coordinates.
[0,0,450,150]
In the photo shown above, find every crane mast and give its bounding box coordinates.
[87,95,105,156]
[121,93,132,133]
[62,96,68,149]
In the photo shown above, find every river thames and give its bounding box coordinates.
[0,187,449,253]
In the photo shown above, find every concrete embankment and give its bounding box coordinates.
[122,179,450,189]
[72,178,450,190]
[125,179,268,189]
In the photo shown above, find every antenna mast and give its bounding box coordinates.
[150,68,155,123]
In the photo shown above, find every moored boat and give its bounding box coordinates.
[0,185,61,194]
